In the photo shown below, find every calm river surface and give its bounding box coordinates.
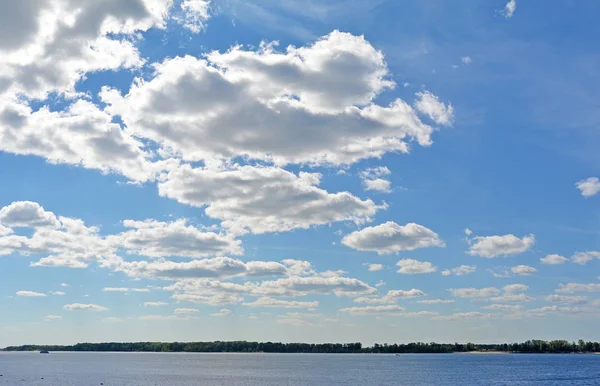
[1,352,599,385]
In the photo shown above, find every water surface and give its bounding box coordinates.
[1,352,599,385]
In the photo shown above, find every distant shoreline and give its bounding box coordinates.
[3,340,600,354]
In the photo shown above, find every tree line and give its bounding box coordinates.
[4,340,600,353]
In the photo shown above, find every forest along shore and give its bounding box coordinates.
[4,340,600,354]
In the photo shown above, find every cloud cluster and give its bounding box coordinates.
[342,222,444,254]
[359,167,392,193]
[576,177,600,197]
[467,233,535,258]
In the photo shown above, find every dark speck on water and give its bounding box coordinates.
[0,352,599,385]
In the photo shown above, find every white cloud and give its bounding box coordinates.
[114,219,242,258]
[464,228,472,236]
[178,0,211,33]
[44,315,62,321]
[503,0,516,18]
[342,222,444,255]
[461,56,472,65]
[114,256,288,280]
[467,234,535,258]
[242,297,318,309]
[144,301,168,307]
[449,287,500,298]
[103,287,130,292]
[414,91,454,126]
[174,308,200,314]
[482,304,521,311]
[511,265,537,276]
[432,312,494,321]
[0,201,59,228]
[555,283,600,294]
[282,259,316,276]
[49,291,66,296]
[172,293,242,306]
[442,265,476,276]
[0,0,170,100]
[545,295,588,305]
[375,280,386,287]
[396,259,437,274]
[0,100,175,183]
[104,31,447,169]
[354,289,426,304]
[60,283,70,287]
[576,177,600,197]
[416,299,455,304]
[540,254,568,265]
[210,308,232,317]
[503,284,529,293]
[158,164,381,235]
[16,290,46,297]
[489,293,533,303]
[367,263,384,272]
[64,303,108,311]
[571,251,600,265]
[360,167,391,193]
[339,305,406,315]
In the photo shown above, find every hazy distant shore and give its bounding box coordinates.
[3,339,600,354]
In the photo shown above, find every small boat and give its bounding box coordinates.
[40,350,49,354]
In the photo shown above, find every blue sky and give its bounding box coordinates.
[1,0,600,347]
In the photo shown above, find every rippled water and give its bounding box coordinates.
[1,352,599,385]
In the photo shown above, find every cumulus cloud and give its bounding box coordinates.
[416,299,455,304]
[113,218,243,258]
[461,56,472,65]
[242,297,319,309]
[449,287,500,298]
[354,289,426,304]
[503,0,516,18]
[414,91,454,126]
[359,167,391,193]
[503,284,529,293]
[555,283,600,294]
[540,254,568,265]
[144,301,168,307]
[16,290,46,297]
[482,304,521,311]
[211,308,232,317]
[115,256,288,280]
[511,265,537,276]
[576,177,600,197]
[467,233,535,258]
[0,201,59,228]
[158,164,381,235]
[396,259,437,274]
[342,222,444,255]
[571,251,600,265]
[177,0,211,33]
[366,263,384,272]
[64,303,108,311]
[103,31,448,170]
[442,265,476,276]
[545,295,588,305]
[489,293,533,303]
[0,0,171,99]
